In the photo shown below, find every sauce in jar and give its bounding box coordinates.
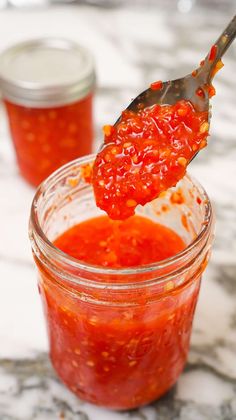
[44,215,198,409]
[54,214,186,267]
[0,38,95,186]
[30,156,214,410]
[5,95,93,186]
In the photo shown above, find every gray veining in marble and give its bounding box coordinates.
[0,352,236,419]
[0,3,236,419]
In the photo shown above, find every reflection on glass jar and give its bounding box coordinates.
[29,155,214,410]
[0,38,95,186]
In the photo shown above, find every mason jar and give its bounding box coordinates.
[0,38,95,186]
[29,154,214,410]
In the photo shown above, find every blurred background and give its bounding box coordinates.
[0,1,236,418]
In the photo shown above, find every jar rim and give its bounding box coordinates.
[30,154,213,287]
[0,38,95,108]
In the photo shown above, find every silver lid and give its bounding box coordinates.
[0,38,95,108]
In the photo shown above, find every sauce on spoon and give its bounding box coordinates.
[92,99,209,220]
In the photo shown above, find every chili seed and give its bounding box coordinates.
[200,122,209,133]
[126,199,137,207]
[86,360,95,367]
[129,361,137,367]
[177,157,187,167]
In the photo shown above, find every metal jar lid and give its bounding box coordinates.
[0,38,96,108]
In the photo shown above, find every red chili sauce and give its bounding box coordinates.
[5,94,93,186]
[54,215,185,268]
[44,215,201,409]
[92,100,209,220]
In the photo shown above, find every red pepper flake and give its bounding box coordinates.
[111,147,120,155]
[161,204,169,213]
[200,59,205,67]
[208,85,216,98]
[208,44,217,62]
[196,196,202,205]
[150,80,163,91]
[129,361,137,367]
[126,199,137,208]
[170,190,185,205]
[103,125,113,137]
[181,214,189,231]
[123,142,132,148]
[211,59,224,79]
[177,107,188,117]
[200,122,209,133]
[177,157,187,167]
[199,139,207,150]
[191,69,198,77]
[86,360,95,367]
[196,87,205,99]
[67,177,79,188]
[81,163,93,183]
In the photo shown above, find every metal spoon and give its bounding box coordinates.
[117,14,236,117]
[98,14,236,163]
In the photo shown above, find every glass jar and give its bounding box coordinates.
[29,155,214,410]
[0,38,95,186]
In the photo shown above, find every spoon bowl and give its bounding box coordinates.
[118,15,236,117]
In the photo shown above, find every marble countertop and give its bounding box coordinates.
[0,4,236,420]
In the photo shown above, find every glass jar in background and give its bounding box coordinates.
[29,155,214,410]
[0,38,95,186]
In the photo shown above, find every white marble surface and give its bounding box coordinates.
[0,4,236,420]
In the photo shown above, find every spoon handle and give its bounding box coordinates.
[206,15,236,81]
